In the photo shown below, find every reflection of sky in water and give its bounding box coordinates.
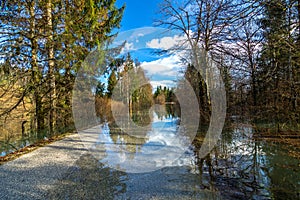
[84,117,300,198]
[93,112,194,173]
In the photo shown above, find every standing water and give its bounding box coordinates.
[47,106,300,199]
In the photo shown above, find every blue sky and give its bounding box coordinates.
[116,0,162,31]
[113,0,185,90]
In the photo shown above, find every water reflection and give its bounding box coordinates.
[0,116,74,156]
[2,104,298,199]
[194,124,300,199]
[91,105,195,173]
[90,105,299,199]
[0,128,37,157]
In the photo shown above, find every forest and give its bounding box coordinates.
[0,0,299,160]
[0,0,299,199]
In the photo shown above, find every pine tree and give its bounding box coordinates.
[107,70,117,98]
[0,0,124,137]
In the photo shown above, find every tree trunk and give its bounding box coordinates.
[30,1,44,138]
[46,0,56,136]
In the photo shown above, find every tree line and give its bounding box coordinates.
[157,0,300,131]
[95,53,154,123]
[1,0,300,140]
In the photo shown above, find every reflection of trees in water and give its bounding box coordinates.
[166,104,180,118]
[46,153,128,199]
[152,105,166,120]
[0,116,43,155]
[131,109,151,127]
[108,119,149,155]
[153,104,180,120]
[260,142,300,199]
[193,125,266,198]
[106,104,180,159]
[192,124,300,199]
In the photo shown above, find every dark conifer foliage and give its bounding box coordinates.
[0,0,124,137]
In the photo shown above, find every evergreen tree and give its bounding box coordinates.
[107,70,117,98]
[0,0,124,137]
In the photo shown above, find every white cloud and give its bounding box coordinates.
[141,54,185,89]
[150,80,176,90]
[141,54,183,77]
[146,35,187,50]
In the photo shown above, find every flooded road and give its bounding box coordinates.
[49,109,299,199]
[1,107,299,199]
[46,153,221,199]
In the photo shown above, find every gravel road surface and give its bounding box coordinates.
[0,133,221,200]
[0,134,87,199]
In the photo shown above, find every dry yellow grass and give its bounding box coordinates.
[0,80,33,141]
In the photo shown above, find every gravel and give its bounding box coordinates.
[0,134,87,200]
[0,132,222,200]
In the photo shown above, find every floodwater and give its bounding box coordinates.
[0,129,35,157]
[2,105,300,199]
[68,106,299,199]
